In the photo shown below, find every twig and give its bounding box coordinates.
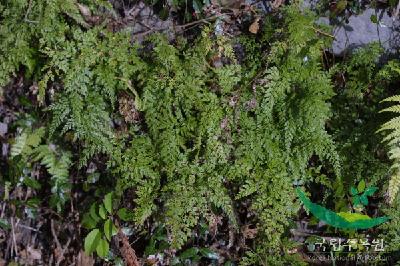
[17,223,39,232]
[51,220,70,266]
[10,217,18,258]
[312,26,335,39]
[51,220,62,253]
[394,0,400,21]
[24,0,39,24]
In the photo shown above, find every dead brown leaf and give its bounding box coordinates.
[249,18,260,34]
[118,93,141,124]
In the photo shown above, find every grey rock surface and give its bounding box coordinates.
[0,122,7,137]
[319,9,400,55]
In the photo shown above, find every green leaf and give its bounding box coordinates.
[337,212,371,222]
[90,203,100,223]
[103,192,113,214]
[353,196,361,206]
[23,177,42,190]
[104,218,118,241]
[199,248,219,260]
[296,188,388,229]
[96,238,109,258]
[180,247,198,260]
[117,208,135,221]
[357,180,366,193]
[336,183,344,196]
[84,229,101,255]
[363,186,378,197]
[98,204,107,220]
[82,213,97,229]
[360,194,369,206]
[350,186,358,196]
[370,15,378,24]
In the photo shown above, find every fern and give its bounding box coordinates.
[10,127,45,158]
[379,95,400,204]
[232,7,341,262]
[0,0,91,87]
[133,32,237,248]
[10,126,72,211]
[5,1,394,263]
[34,145,72,211]
[112,136,160,225]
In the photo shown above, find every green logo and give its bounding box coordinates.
[296,183,389,229]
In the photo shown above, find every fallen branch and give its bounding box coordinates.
[117,230,140,266]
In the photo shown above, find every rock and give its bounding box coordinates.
[318,8,400,56]
[0,122,7,137]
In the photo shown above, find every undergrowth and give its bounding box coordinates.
[1,0,400,265]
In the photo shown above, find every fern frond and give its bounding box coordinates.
[379,95,400,204]
[10,127,45,157]
[34,144,72,211]
[381,105,400,114]
[378,117,400,132]
[381,95,400,103]
[10,133,28,158]
[388,170,400,204]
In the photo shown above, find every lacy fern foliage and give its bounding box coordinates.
[379,95,400,204]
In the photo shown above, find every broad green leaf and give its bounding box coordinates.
[90,203,100,223]
[81,213,97,229]
[104,218,118,241]
[296,188,388,229]
[363,186,378,197]
[84,229,101,255]
[337,212,371,222]
[180,247,198,260]
[360,194,369,206]
[350,186,358,196]
[117,208,135,221]
[103,192,113,214]
[336,183,344,196]
[353,196,361,206]
[98,204,107,220]
[357,180,366,193]
[96,238,109,258]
